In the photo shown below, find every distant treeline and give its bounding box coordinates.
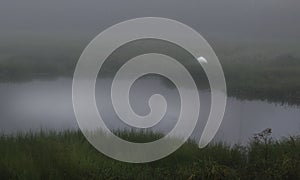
[0,46,300,105]
[0,54,77,82]
[222,54,300,105]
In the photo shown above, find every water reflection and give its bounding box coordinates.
[0,78,299,145]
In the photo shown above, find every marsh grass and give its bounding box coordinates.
[0,130,299,179]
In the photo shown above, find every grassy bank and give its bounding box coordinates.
[0,130,299,179]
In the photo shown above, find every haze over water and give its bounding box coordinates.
[0,0,300,146]
[0,78,299,145]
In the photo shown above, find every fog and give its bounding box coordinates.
[0,78,299,145]
[0,0,299,144]
[0,0,299,44]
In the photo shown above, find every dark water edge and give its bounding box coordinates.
[1,74,299,106]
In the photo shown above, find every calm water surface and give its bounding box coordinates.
[0,78,299,145]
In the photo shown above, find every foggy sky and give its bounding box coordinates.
[0,0,299,44]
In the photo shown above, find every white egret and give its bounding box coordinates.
[197,56,208,64]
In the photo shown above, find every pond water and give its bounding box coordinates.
[0,78,299,145]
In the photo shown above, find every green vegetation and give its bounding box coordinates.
[0,54,76,82]
[0,41,299,105]
[0,130,299,179]
[222,54,300,105]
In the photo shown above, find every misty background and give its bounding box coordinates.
[1,0,299,46]
[0,0,299,144]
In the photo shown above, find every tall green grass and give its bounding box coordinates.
[0,130,299,179]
